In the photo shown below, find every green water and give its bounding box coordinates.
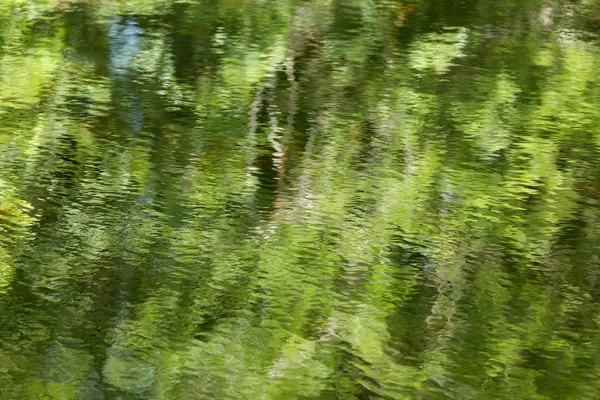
[1,0,600,398]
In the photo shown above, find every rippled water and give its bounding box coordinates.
[2,0,600,398]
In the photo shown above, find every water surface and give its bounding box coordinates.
[1,0,600,398]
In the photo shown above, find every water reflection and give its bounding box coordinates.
[1,0,600,398]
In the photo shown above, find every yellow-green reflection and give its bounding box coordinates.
[1,0,600,398]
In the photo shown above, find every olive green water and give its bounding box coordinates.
[1,0,600,398]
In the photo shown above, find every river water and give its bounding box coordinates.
[1,0,600,398]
